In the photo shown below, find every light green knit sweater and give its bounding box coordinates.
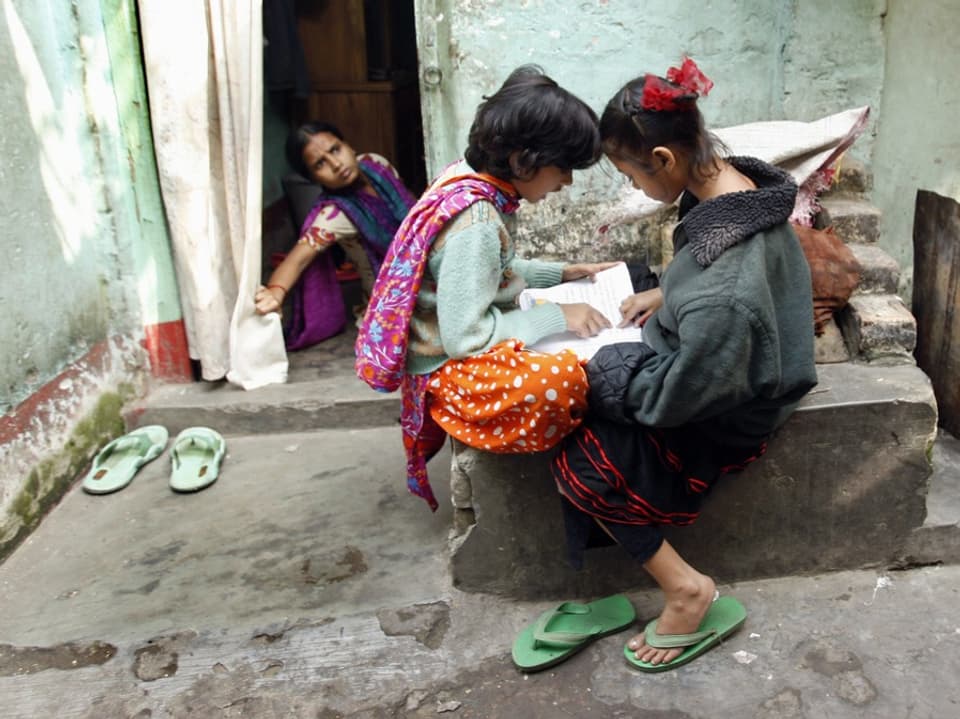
[405,190,568,377]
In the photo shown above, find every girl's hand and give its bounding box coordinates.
[560,302,612,338]
[561,261,621,282]
[619,288,663,327]
[254,285,285,315]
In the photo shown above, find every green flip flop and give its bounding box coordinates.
[512,594,636,672]
[624,595,747,672]
[82,425,169,495]
[169,427,225,493]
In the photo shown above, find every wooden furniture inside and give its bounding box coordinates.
[294,0,426,192]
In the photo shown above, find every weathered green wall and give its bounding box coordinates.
[0,0,178,557]
[416,0,884,183]
[0,0,116,409]
[414,0,892,264]
[873,0,960,299]
[0,0,176,413]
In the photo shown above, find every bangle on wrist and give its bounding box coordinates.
[266,284,287,298]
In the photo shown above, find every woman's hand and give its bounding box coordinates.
[254,285,286,315]
[561,261,621,283]
[560,302,612,338]
[618,287,663,327]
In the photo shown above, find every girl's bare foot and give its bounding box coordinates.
[626,541,717,666]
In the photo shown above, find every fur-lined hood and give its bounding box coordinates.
[678,156,797,268]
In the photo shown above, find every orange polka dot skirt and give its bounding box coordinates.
[427,340,588,454]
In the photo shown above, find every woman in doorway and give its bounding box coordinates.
[255,121,416,350]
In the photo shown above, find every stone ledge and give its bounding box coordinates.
[128,376,400,436]
[838,294,917,360]
[825,157,872,195]
[447,363,938,599]
[897,430,960,568]
[819,197,881,245]
[814,318,851,363]
[849,243,901,295]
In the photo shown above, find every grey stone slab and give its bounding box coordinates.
[819,197,881,245]
[901,429,960,567]
[2,555,959,717]
[849,243,901,295]
[838,294,917,360]
[823,156,872,194]
[814,317,851,363]
[130,375,400,436]
[448,363,939,598]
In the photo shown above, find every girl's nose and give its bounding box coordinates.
[562,170,573,185]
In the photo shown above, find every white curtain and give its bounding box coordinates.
[139,0,287,389]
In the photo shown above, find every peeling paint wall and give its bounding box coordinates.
[414,0,888,262]
[0,0,174,556]
[0,0,115,409]
[872,0,960,300]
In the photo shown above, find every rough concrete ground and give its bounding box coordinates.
[3,320,960,718]
[0,421,959,718]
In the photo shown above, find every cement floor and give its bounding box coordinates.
[1,422,959,718]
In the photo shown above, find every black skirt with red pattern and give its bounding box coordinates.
[551,416,766,529]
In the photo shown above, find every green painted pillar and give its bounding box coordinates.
[99,0,191,379]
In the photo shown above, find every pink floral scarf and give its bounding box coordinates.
[355,169,520,508]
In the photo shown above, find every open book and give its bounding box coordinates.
[518,262,645,361]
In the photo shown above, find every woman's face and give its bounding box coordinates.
[301,132,361,190]
[609,154,685,204]
[512,165,574,203]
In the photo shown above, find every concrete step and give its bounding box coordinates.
[813,242,910,361]
[837,293,917,361]
[128,327,399,437]
[813,317,851,364]
[901,429,960,568]
[849,243,901,295]
[819,196,881,244]
[822,156,872,196]
[446,362,941,599]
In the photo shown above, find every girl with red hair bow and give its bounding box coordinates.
[548,57,817,672]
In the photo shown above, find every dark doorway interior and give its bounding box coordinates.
[292,0,426,194]
[260,0,426,303]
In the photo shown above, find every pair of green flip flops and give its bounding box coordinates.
[82,425,225,495]
[512,593,746,673]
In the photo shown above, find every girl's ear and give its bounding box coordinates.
[509,150,534,180]
[651,146,676,172]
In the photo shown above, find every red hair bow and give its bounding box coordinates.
[640,56,713,112]
[667,56,714,97]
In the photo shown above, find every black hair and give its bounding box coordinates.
[600,75,724,182]
[286,121,345,177]
[464,65,601,181]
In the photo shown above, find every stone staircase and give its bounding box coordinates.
[817,160,918,364]
[127,162,960,600]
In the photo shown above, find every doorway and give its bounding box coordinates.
[261,0,426,283]
[294,0,426,193]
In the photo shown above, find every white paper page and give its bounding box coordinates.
[519,263,633,324]
[518,263,645,361]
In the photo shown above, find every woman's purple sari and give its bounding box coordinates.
[285,157,415,351]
